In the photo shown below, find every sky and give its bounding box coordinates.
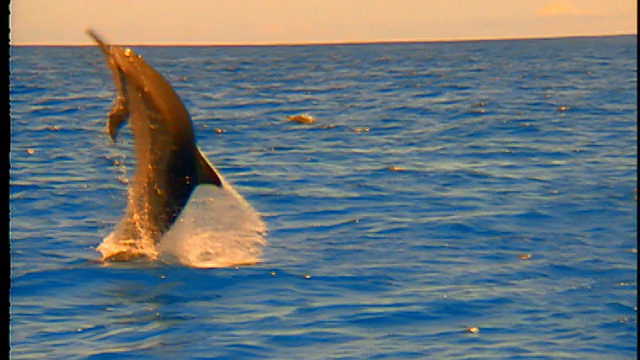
[9,0,638,45]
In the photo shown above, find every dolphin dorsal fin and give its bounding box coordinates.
[194,146,223,187]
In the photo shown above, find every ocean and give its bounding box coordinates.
[9,35,637,359]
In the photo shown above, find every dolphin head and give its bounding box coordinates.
[86,28,153,89]
[86,28,193,144]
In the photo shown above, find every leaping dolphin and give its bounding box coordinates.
[87,29,261,263]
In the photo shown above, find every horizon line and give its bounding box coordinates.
[10,32,636,47]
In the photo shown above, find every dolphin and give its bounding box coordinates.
[87,29,229,261]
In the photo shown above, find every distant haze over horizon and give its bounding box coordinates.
[10,34,638,48]
[10,0,637,46]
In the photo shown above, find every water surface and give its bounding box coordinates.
[10,35,637,359]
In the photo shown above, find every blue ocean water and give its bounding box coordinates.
[9,35,637,359]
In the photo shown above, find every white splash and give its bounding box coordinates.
[157,182,267,268]
[97,180,267,268]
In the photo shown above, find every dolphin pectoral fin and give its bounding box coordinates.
[107,95,129,141]
[105,60,130,142]
[194,147,223,187]
[87,28,131,142]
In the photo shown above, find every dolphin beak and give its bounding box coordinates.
[86,28,110,56]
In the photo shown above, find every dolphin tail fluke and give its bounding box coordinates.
[194,147,223,187]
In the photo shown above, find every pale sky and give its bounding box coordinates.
[10,0,638,45]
